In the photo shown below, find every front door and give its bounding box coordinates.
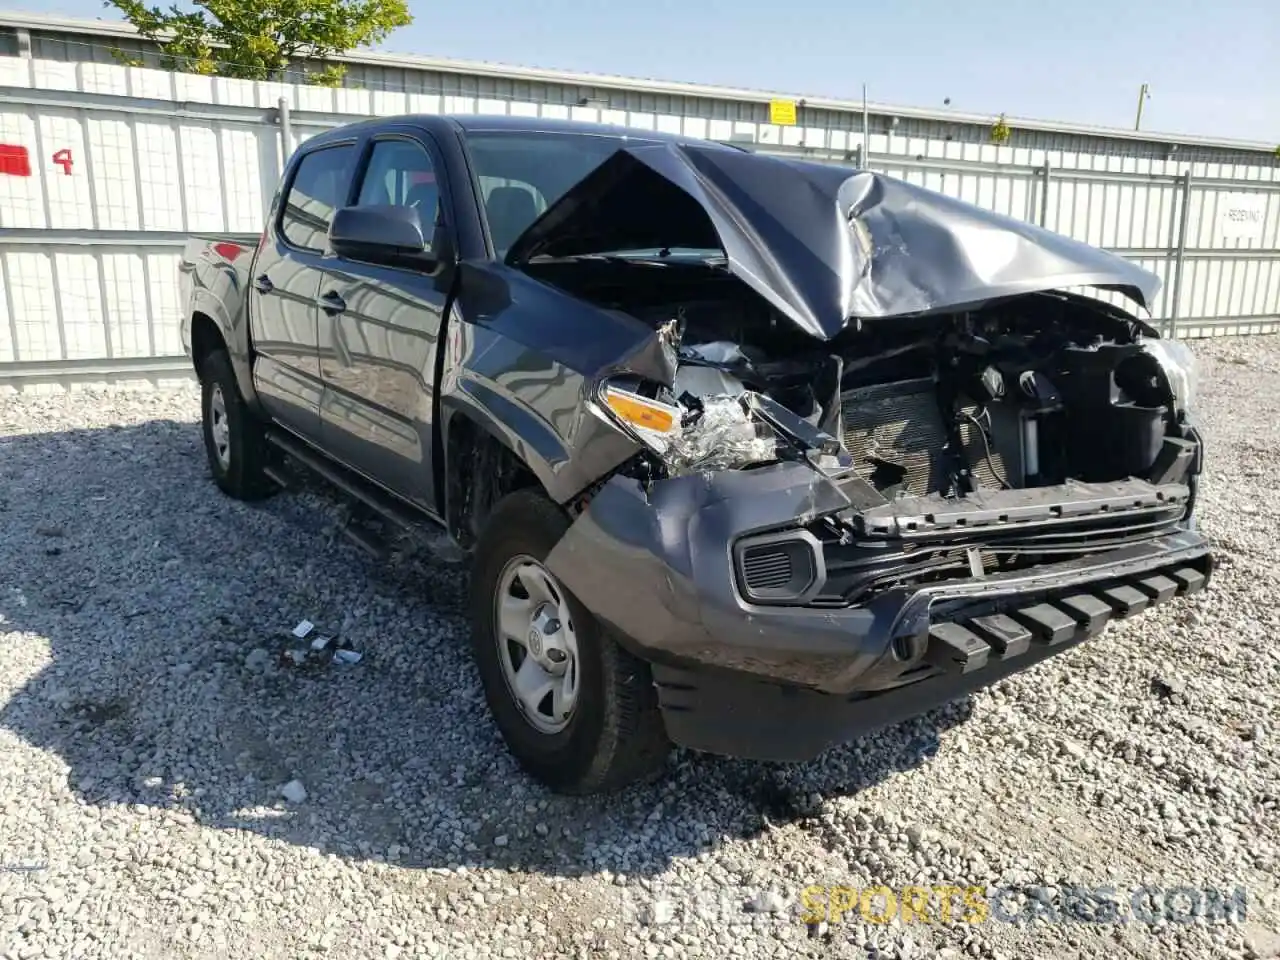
[250,141,357,442]
[317,132,453,515]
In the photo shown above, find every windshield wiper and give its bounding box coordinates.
[525,251,728,268]
[525,253,673,266]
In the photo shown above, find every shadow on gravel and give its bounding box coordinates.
[0,417,973,879]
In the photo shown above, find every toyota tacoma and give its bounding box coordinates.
[179,115,1213,794]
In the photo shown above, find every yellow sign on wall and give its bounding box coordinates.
[769,99,798,126]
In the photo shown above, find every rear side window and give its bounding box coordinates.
[280,145,355,251]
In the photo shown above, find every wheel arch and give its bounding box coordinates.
[189,310,227,377]
[442,405,547,548]
[187,280,263,411]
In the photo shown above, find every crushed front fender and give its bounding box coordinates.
[544,463,904,690]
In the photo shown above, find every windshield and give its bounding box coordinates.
[464,131,665,256]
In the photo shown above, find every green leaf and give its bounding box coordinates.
[104,0,412,81]
[109,48,147,68]
[990,114,1012,145]
[306,63,348,87]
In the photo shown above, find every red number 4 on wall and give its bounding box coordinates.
[52,148,73,175]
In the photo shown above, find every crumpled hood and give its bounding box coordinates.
[506,142,1162,341]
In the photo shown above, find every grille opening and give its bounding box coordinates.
[737,537,819,603]
[742,549,794,590]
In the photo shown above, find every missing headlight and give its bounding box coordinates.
[667,395,777,475]
[1138,337,1198,415]
[595,382,778,476]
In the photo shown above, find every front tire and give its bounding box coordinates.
[469,489,670,794]
[199,349,276,501]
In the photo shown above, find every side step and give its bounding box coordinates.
[339,516,390,561]
[265,429,459,561]
[263,463,294,491]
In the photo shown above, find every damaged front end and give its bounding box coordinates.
[535,296,1213,759]
[571,290,1209,604]
[592,319,850,480]
[508,143,1211,730]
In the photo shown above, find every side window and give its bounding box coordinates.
[280,145,354,251]
[355,139,441,253]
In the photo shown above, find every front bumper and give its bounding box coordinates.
[546,463,1213,760]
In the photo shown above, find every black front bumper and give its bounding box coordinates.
[648,557,1209,761]
[546,464,1213,761]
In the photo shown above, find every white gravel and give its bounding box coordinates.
[1,336,1278,959]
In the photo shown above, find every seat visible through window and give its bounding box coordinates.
[486,186,539,256]
[405,180,439,228]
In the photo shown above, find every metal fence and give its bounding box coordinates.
[10,16,1279,168]
[1,55,1278,387]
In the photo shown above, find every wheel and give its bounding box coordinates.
[199,349,276,501]
[469,489,670,794]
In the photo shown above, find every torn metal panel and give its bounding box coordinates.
[507,144,1161,340]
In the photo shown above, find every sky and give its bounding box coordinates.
[36,0,1280,143]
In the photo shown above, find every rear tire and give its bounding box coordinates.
[469,489,670,794]
[199,349,276,501]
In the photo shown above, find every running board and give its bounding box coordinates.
[340,520,390,561]
[264,429,460,561]
[263,463,293,491]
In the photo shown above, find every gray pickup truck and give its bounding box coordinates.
[179,114,1213,794]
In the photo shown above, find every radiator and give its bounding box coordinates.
[841,377,1015,496]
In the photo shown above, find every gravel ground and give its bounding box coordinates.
[1,336,1278,960]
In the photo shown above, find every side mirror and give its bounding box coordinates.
[328,205,438,270]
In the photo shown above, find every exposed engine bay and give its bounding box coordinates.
[661,294,1199,497]
[570,266,1201,604]
[526,258,1199,501]
[828,295,1199,499]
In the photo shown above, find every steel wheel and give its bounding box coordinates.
[469,489,670,793]
[208,383,231,470]
[493,554,580,734]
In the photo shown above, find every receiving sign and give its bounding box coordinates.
[769,99,798,126]
[1216,193,1267,242]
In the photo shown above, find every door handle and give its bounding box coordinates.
[320,290,347,315]
[253,274,274,294]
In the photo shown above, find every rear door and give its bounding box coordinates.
[316,130,455,515]
[250,141,357,441]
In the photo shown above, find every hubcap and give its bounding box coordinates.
[494,555,580,734]
[209,385,231,470]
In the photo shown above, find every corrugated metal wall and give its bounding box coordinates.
[12,20,1279,168]
[0,54,1277,385]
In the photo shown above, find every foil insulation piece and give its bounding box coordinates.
[665,396,777,476]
